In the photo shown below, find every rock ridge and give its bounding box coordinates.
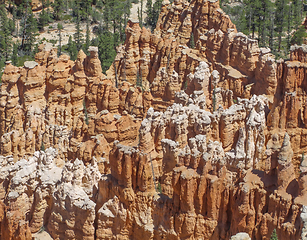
[1,0,307,239]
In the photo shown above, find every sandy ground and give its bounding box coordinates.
[129,0,151,22]
[36,22,95,46]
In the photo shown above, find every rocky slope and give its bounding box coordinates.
[1,0,307,239]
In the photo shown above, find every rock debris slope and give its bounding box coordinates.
[1,0,307,239]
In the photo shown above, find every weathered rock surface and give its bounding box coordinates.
[1,0,307,239]
[230,233,251,240]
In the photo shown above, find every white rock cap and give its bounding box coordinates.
[24,61,38,69]
[88,46,98,53]
[230,232,251,240]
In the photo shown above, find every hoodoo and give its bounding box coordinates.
[1,0,307,239]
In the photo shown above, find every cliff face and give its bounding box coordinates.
[1,0,307,239]
[0,46,152,170]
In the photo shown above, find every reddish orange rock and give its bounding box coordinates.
[1,0,307,239]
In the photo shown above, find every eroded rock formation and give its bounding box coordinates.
[1,0,307,239]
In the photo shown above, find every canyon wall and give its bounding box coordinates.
[1,0,307,239]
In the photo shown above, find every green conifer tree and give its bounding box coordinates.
[270,229,278,240]
[83,99,89,125]
[291,25,307,45]
[84,2,91,55]
[275,0,289,52]
[136,68,142,88]
[138,0,143,28]
[57,23,63,56]
[12,3,17,28]
[97,31,116,73]
[190,32,195,49]
[53,0,64,20]
[93,0,133,72]
[41,142,45,152]
[67,35,78,60]
[20,1,38,55]
[84,18,90,55]
[212,86,216,112]
[74,0,83,51]
[292,0,303,29]
[0,6,13,61]
[38,0,50,30]
[145,0,154,28]
[11,43,18,66]
[157,182,162,194]
[145,0,162,30]
[45,0,52,21]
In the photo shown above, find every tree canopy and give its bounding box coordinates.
[221,0,305,58]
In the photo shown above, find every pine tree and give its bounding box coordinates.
[20,0,30,51]
[252,0,272,47]
[212,86,216,112]
[270,229,278,240]
[53,0,64,20]
[157,182,162,194]
[97,31,116,73]
[136,68,142,88]
[138,7,142,28]
[190,32,195,49]
[123,0,131,30]
[41,141,45,152]
[67,35,78,60]
[74,0,83,51]
[41,142,45,151]
[102,0,111,30]
[46,0,52,22]
[268,6,275,50]
[102,0,127,48]
[145,0,154,30]
[11,43,18,66]
[23,14,38,54]
[38,0,49,31]
[83,99,89,125]
[291,25,307,45]
[221,0,301,56]
[183,80,188,90]
[57,23,63,56]
[94,0,133,72]
[145,0,162,30]
[12,3,17,35]
[292,0,303,29]
[6,8,15,34]
[84,18,90,55]
[72,0,92,21]
[84,2,91,55]
[287,2,293,51]
[275,0,289,52]
[20,1,38,55]
[0,5,13,61]
[141,0,143,24]
[138,0,143,28]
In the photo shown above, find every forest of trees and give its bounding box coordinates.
[220,0,307,58]
[0,0,306,79]
[0,0,163,77]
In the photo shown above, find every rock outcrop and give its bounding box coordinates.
[1,0,307,239]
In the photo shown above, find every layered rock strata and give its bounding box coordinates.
[1,0,307,239]
[94,85,302,240]
[0,46,152,171]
